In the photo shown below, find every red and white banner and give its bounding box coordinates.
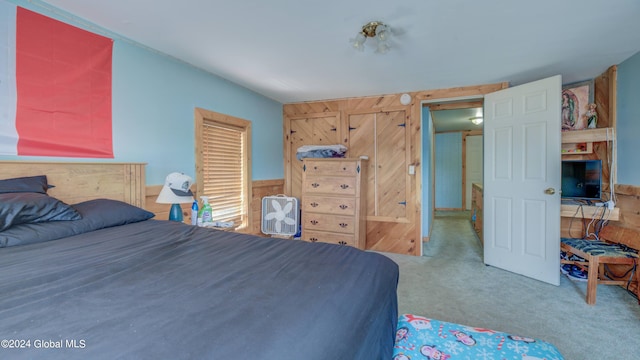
[0,3,113,158]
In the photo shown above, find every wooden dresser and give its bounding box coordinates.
[301,158,367,249]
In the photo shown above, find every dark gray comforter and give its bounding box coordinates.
[0,220,398,359]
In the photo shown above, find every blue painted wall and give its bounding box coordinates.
[616,50,640,186]
[434,132,463,209]
[1,0,283,185]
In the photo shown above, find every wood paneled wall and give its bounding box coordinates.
[562,185,639,251]
[561,66,617,192]
[249,179,285,235]
[284,94,419,255]
[145,180,284,236]
[583,185,639,295]
[602,185,640,250]
[283,83,508,255]
[561,65,618,236]
[561,66,638,295]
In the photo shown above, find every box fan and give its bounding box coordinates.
[261,195,299,237]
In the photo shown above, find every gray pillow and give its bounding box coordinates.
[0,175,51,194]
[0,192,81,231]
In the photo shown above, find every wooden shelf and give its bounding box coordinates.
[562,127,615,143]
[561,128,615,155]
[562,142,593,154]
[561,204,619,221]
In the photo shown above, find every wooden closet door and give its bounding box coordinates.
[377,111,408,220]
[288,115,339,200]
[347,113,375,214]
[348,111,408,221]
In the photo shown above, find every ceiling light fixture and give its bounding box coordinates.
[469,116,483,125]
[350,21,391,54]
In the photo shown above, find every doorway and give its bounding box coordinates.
[425,102,484,255]
[430,105,483,211]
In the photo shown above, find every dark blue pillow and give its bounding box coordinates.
[0,192,81,231]
[0,175,51,194]
[0,199,155,247]
[70,198,155,229]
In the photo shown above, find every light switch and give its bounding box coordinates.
[408,165,415,175]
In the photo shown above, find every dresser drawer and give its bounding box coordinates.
[302,213,356,234]
[303,230,357,247]
[304,160,359,176]
[302,176,357,196]
[301,196,356,216]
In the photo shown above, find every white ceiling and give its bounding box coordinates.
[431,107,483,133]
[41,0,640,104]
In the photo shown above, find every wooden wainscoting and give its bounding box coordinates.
[145,179,284,235]
[249,179,285,236]
[599,185,640,296]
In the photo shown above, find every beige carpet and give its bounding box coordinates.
[379,211,640,359]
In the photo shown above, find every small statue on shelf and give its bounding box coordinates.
[584,103,597,129]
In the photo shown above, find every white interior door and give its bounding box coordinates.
[483,75,562,286]
[465,135,483,210]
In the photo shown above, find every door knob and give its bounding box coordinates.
[544,188,556,195]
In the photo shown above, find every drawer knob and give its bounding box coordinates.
[310,237,318,242]
[311,183,320,188]
[310,202,318,207]
[310,220,318,225]
[339,204,348,210]
[339,223,348,228]
[340,184,349,189]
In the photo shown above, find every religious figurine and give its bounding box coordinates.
[585,103,597,128]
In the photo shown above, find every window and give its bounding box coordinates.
[195,108,252,230]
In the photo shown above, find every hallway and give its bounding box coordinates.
[422,210,482,261]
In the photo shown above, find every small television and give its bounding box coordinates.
[561,160,602,200]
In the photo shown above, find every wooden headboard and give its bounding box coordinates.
[0,161,146,208]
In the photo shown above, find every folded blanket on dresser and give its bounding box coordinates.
[296,144,347,160]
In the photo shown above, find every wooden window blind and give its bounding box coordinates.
[195,108,252,230]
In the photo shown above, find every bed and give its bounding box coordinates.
[0,162,399,359]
